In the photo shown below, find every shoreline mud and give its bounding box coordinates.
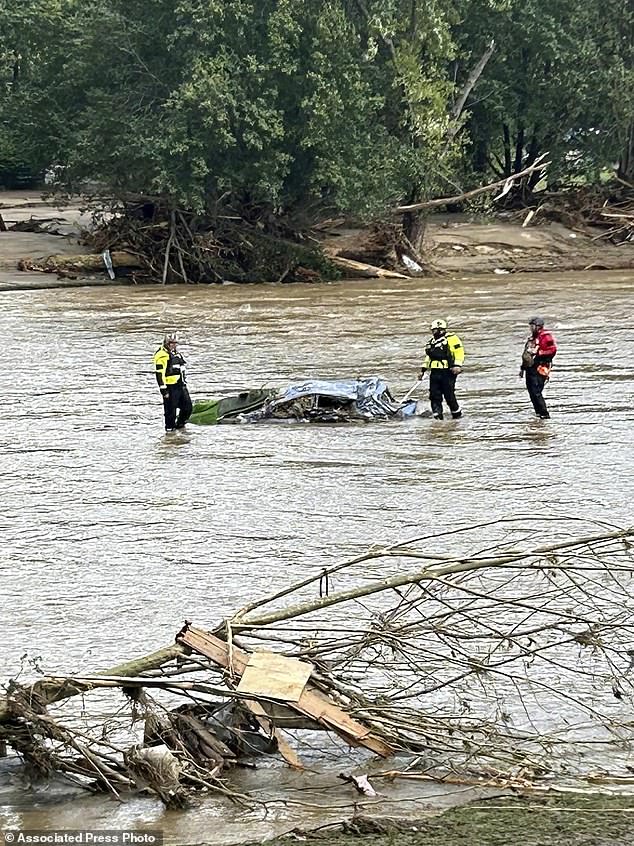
[243,793,634,846]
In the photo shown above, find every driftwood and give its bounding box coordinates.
[17,251,143,274]
[329,255,409,279]
[514,183,634,244]
[321,221,436,276]
[394,156,551,213]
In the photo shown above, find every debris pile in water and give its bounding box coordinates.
[83,199,339,284]
[514,183,634,244]
[1,520,633,808]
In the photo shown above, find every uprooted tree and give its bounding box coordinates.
[2,517,633,808]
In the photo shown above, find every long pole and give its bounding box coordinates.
[400,377,424,403]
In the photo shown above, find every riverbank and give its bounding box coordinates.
[0,191,96,290]
[245,793,634,846]
[1,190,633,291]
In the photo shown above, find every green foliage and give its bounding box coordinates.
[0,0,458,214]
[455,0,634,182]
[0,0,630,207]
[0,0,67,184]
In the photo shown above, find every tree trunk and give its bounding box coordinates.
[0,644,185,724]
[514,124,528,202]
[503,124,512,177]
[444,39,495,152]
[527,128,545,190]
[17,251,143,274]
[402,210,427,254]
[513,124,525,174]
[617,122,634,182]
[473,134,489,174]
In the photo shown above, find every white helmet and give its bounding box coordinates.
[430,318,448,331]
[163,331,178,347]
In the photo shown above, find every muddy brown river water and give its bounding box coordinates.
[1,270,634,841]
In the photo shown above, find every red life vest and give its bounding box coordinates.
[534,327,557,359]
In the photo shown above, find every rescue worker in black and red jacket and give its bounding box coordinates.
[153,332,192,431]
[519,316,557,419]
[419,318,465,420]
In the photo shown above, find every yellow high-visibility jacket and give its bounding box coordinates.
[423,333,465,370]
[153,345,186,390]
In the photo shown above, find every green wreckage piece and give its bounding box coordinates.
[189,389,275,425]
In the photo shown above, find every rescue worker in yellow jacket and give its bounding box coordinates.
[419,318,465,419]
[153,332,192,431]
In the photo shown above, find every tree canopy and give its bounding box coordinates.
[1,0,632,211]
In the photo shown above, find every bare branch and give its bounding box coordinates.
[394,155,551,213]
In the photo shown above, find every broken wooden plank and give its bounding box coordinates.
[181,627,250,673]
[254,701,321,730]
[291,686,393,757]
[179,627,393,758]
[244,700,304,770]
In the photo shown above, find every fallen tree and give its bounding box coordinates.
[2,518,633,808]
[17,250,142,275]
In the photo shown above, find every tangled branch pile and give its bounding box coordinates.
[2,518,633,808]
[84,199,340,284]
[523,183,634,243]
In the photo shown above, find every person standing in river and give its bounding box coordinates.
[153,331,192,431]
[419,318,465,419]
[519,317,557,419]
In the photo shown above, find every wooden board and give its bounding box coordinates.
[179,627,393,758]
[243,700,304,769]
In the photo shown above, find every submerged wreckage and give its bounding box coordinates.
[190,377,419,425]
[1,520,633,808]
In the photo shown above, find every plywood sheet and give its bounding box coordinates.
[237,651,313,702]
